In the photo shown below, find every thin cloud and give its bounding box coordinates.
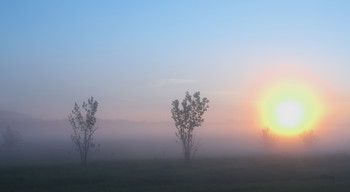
[149,79,197,88]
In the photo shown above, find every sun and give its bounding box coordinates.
[256,79,325,137]
[275,100,304,127]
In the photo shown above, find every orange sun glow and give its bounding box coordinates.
[255,77,327,137]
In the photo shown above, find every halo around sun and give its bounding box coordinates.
[257,80,325,137]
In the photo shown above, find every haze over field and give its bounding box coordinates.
[1,1,350,164]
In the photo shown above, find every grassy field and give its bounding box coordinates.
[1,154,350,192]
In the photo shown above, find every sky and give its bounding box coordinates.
[1,0,350,123]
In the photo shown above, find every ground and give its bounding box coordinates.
[1,154,350,192]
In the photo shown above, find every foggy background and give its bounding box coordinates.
[2,1,350,164]
[1,109,349,165]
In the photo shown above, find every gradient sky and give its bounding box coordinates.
[1,0,350,122]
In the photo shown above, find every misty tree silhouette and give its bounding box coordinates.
[1,125,21,149]
[300,130,317,147]
[171,91,209,162]
[261,127,277,148]
[68,97,99,165]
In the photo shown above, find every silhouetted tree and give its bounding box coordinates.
[1,125,21,149]
[171,91,209,162]
[68,97,99,165]
[300,130,317,147]
[261,127,276,148]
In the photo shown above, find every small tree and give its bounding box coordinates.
[171,91,209,162]
[1,126,21,149]
[300,130,317,147]
[68,96,99,165]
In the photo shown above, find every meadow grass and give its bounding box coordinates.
[1,154,350,192]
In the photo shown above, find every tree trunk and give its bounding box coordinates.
[185,152,191,163]
[80,150,88,166]
[81,155,87,166]
[184,144,191,163]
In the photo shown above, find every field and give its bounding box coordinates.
[1,154,350,192]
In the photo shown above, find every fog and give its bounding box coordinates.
[1,110,349,165]
[2,1,350,167]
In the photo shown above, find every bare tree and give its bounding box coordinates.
[300,130,317,147]
[1,125,21,149]
[68,97,99,165]
[171,91,209,162]
[261,127,276,148]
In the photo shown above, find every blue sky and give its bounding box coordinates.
[1,0,350,121]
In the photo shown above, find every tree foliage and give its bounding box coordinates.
[171,91,209,162]
[68,97,99,165]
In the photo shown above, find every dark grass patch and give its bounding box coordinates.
[1,155,350,192]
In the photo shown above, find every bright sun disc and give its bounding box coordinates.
[257,79,325,137]
[275,100,304,127]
